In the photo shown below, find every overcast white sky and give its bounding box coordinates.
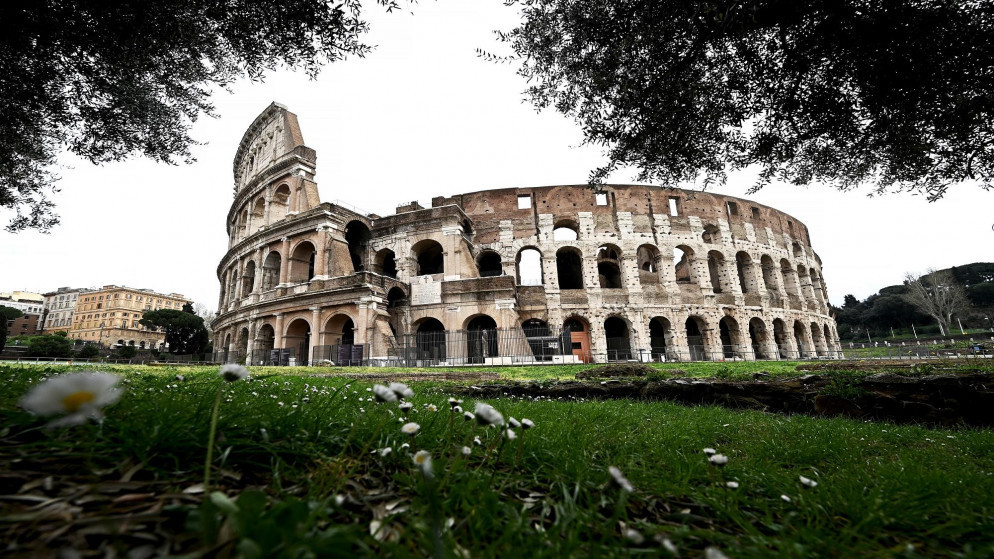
[1,1,991,309]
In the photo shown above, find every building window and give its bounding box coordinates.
[517,195,531,210]
[595,192,608,206]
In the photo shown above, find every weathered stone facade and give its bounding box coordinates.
[213,103,840,366]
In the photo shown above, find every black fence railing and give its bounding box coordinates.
[204,329,994,367]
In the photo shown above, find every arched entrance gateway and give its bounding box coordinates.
[284,318,311,366]
[415,318,446,365]
[604,316,632,361]
[466,315,498,364]
[564,317,592,363]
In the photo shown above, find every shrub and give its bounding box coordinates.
[76,344,100,358]
[26,335,72,358]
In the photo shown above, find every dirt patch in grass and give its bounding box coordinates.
[575,363,657,379]
[454,371,994,427]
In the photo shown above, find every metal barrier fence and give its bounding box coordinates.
[205,328,994,366]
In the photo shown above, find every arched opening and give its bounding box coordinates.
[289,241,316,283]
[604,316,631,361]
[516,248,543,286]
[255,324,275,365]
[387,287,407,308]
[748,317,769,359]
[637,244,661,285]
[553,220,579,241]
[686,316,709,361]
[139,341,145,349]
[597,244,623,288]
[413,240,444,276]
[271,184,290,222]
[522,318,554,361]
[781,259,800,297]
[250,198,265,232]
[824,323,833,352]
[719,316,741,359]
[117,339,125,347]
[462,219,473,236]
[563,317,592,363]
[707,250,727,293]
[284,318,311,366]
[556,247,584,289]
[674,246,694,283]
[416,318,446,363]
[702,223,720,244]
[466,315,498,364]
[773,318,789,359]
[345,221,371,273]
[477,251,502,277]
[227,270,238,305]
[761,255,777,293]
[262,251,281,290]
[128,340,135,347]
[793,320,809,358]
[811,322,826,357]
[792,242,803,258]
[649,317,672,361]
[321,314,358,365]
[810,268,826,307]
[736,252,754,294]
[222,332,231,362]
[241,260,256,297]
[240,210,249,237]
[374,249,398,278]
[324,314,355,346]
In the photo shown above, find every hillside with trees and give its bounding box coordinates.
[832,262,994,340]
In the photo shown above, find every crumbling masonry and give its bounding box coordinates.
[213,103,841,365]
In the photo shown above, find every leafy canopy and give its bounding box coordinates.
[502,0,993,198]
[0,305,25,353]
[140,303,209,356]
[0,0,403,232]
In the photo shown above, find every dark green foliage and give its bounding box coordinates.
[0,305,25,353]
[25,335,72,358]
[117,345,137,359]
[53,330,68,337]
[968,282,994,307]
[76,344,100,358]
[0,0,404,232]
[140,304,208,355]
[503,1,994,199]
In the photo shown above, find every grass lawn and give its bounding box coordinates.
[2,363,993,558]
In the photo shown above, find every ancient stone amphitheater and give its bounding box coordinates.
[213,103,840,366]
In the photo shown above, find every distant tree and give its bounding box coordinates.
[0,0,405,232]
[117,345,137,360]
[77,344,100,359]
[842,294,860,309]
[140,303,209,355]
[968,283,994,308]
[903,269,970,336]
[503,1,993,199]
[193,302,217,339]
[0,305,24,353]
[54,330,68,337]
[26,335,72,358]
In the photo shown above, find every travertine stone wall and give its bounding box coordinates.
[213,104,840,365]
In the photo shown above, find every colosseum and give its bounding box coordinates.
[213,103,841,366]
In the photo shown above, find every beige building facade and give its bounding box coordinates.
[42,287,87,333]
[69,285,190,349]
[213,103,841,366]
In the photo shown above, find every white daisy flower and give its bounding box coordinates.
[219,364,249,382]
[608,466,634,492]
[399,401,413,413]
[448,397,462,408]
[508,417,521,428]
[473,436,482,446]
[20,372,123,427]
[453,405,463,414]
[400,442,410,450]
[505,428,517,441]
[781,494,792,503]
[401,422,420,435]
[708,454,728,466]
[520,418,535,430]
[624,528,644,545]
[726,481,740,489]
[703,447,717,455]
[799,475,818,488]
[704,547,730,559]
[388,382,414,399]
[463,411,475,421]
[379,447,392,457]
[427,404,438,412]
[474,402,504,426]
[461,446,472,456]
[372,384,398,403]
[413,450,433,477]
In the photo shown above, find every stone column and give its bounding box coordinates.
[309,307,321,364]
[313,226,330,280]
[279,237,291,285]
[273,313,284,351]
[245,319,256,365]
[253,246,266,293]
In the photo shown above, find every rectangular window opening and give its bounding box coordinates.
[595,192,608,206]
[517,195,532,210]
[668,197,680,216]
[726,201,739,216]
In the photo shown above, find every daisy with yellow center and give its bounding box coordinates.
[20,372,123,428]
